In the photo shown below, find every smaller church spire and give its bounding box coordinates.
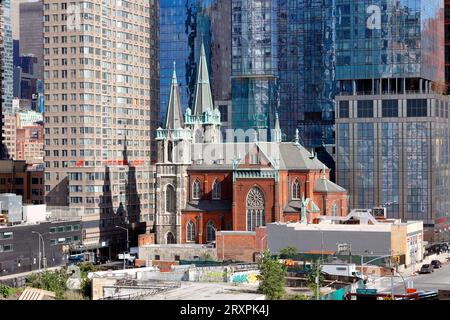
[272,113,282,143]
[294,128,300,144]
[322,164,327,179]
[164,61,184,130]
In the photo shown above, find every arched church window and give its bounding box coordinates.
[186,220,195,242]
[192,179,201,200]
[167,141,173,162]
[246,187,265,231]
[165,184,176,213]
[212,179,221,200]
[332,202,338,216]
[206,220,216,243]
[195,129,203,143]
[166,232,176,244]
[292,179,300,200]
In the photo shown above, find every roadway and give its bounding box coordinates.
[368,257,450,295]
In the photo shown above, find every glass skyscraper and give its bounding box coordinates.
[231,0,336,147]
[335,0,449,242]
[160,0,231,124]
[335,0,445,90]
[1,0,14,114]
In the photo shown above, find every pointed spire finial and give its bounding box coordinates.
[294,128,299,144]
[253,130,258,142]
[172,61,177,83]
[322,164,327,179]
[164,61,183,130]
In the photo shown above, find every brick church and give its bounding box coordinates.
[153,41,348,245]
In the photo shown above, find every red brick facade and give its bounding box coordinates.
[180,165,348,244]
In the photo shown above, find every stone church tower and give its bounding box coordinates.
[155,64,191,244]
[154,39,221,244]
[185,39,221,145]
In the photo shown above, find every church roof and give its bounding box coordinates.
[314,174,347,193]
[278,143,325,170]
[164,63,184,130]
[283,199,321,213]
[183,200,232,212]
[192,38,214,116]
[188,141,326,171]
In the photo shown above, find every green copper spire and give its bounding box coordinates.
[164,61,184,130]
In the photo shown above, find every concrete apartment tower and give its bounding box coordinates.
[43,0,159,253]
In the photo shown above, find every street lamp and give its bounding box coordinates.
[115,226,129,270]
[360,250,373,280]
[311,226,324,262]
[32,231,47,270]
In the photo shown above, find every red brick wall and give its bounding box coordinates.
[255,227,267,252]
[138,233,155,247]
[233,179,275,230]
[181,211,232,244]
[186,171,233,201]
[216,231,257,262]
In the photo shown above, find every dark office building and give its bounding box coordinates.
[0,220,82,276]
[335,0,449,242]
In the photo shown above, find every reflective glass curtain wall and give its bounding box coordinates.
[232,0,336,147]
[160,0,229,123]
[231,0,278,132]
[277,0,336,147]
[335,0,444,83]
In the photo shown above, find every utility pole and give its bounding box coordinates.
[316,264,320,300]
[390,254,394,299]
[361,254,364,280]
[32,231,46,269]
[116,226,129,270]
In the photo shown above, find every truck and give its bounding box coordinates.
[67,252,96,265]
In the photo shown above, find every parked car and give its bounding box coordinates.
[431,260,442,269]
[420,264,434,274]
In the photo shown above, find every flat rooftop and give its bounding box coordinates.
[270,220,421,232]
[143,282,265,300]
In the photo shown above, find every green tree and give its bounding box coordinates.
[257,250,286,300]
[0,284,14,298]
[26,269,69,300]
[306,260,325,299]
[77,262,100,299]
[279,246,298,259]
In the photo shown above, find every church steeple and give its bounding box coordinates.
[164,62,184,130]
[193,36,214,117]
[272,113,282,143]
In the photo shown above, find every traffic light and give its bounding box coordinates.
[391,256,400,265]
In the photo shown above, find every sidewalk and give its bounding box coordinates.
[398,252,450,277]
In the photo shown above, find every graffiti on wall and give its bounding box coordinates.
[230,271,259,284]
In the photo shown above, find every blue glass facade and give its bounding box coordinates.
[336,95,450,241]
[232,0,336,147]
[335,0,444,83]
[277,0,336,147]
[160,0,230,124]
[335,1,449,241]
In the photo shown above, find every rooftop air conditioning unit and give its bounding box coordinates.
[372,207,387,219]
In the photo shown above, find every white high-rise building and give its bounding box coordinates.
[43,0,159,251]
